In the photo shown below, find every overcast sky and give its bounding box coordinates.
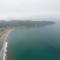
[0,0,60,20]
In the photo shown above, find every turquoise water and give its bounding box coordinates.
[8,22,60,60]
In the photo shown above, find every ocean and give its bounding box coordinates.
[7,21,60,60]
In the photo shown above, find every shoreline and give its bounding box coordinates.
[0,29,13,60]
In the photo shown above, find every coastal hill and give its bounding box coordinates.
[0,20,55,28]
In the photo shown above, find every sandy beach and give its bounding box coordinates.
[3,30,12,60]
[0,29,12,60]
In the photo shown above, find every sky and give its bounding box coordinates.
[0,0,60,20]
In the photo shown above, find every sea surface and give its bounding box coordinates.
[7,21,60,60]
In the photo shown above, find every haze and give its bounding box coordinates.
[0,0,60,20]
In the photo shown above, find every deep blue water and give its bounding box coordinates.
[7,22,60,60]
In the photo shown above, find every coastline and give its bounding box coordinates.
[0,29,13,60]
[4,29,13,60]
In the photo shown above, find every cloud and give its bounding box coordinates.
[0,0,60,19]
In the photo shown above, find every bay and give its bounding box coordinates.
[7,21,60,60]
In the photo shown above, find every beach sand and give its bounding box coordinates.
[0,29,12,60]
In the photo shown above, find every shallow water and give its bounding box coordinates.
[7,22,60,60]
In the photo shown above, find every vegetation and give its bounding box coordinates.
[0,20,55,28]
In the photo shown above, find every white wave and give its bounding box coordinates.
[3,41,8,60]
[0,29,12,60]
[3,30,12,60]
